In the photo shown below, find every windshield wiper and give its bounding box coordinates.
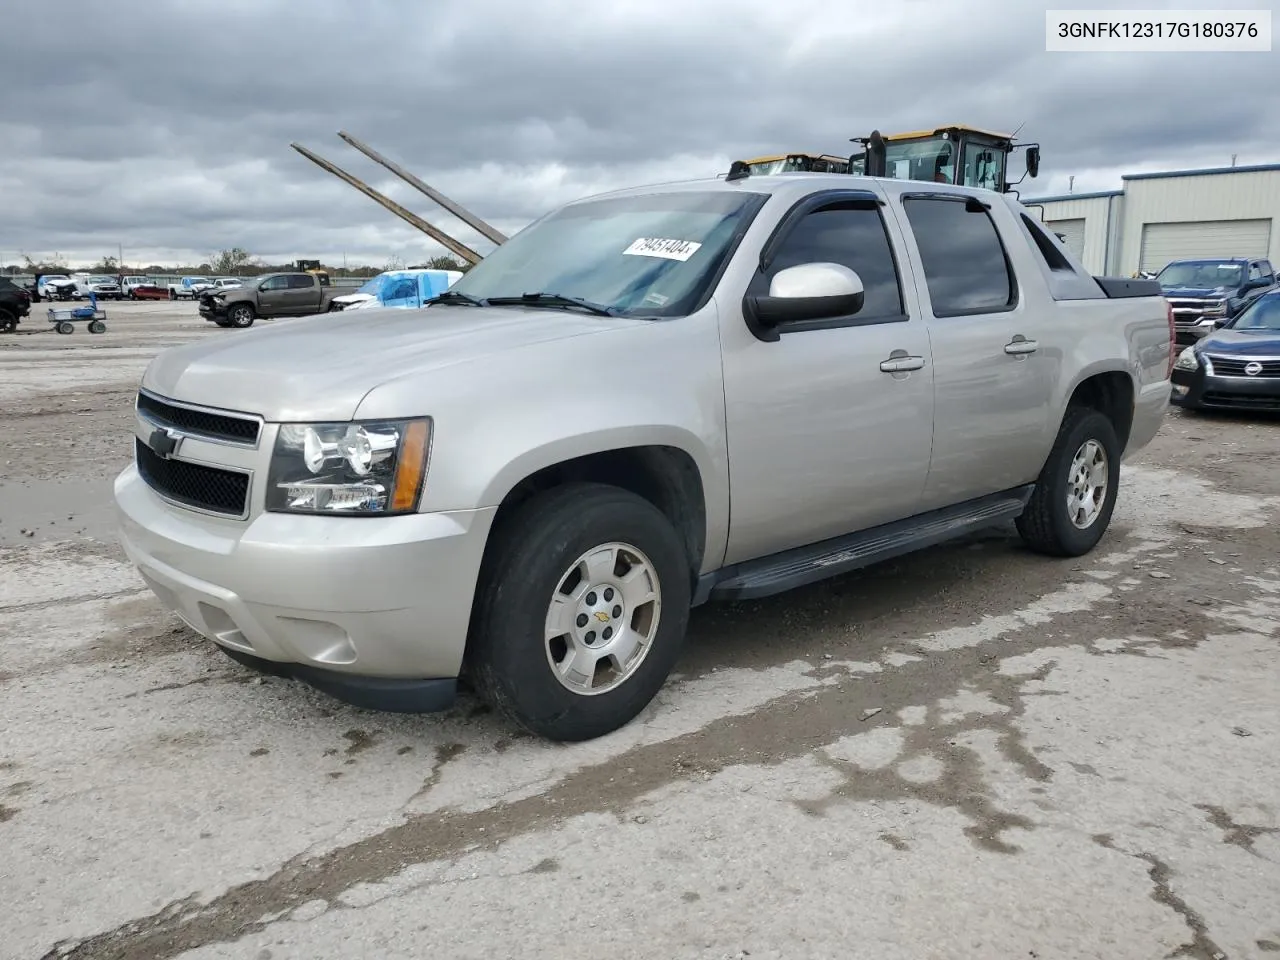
[426,290,487,307]
[485,292,618,317]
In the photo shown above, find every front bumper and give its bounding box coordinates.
[198,299,228,319]
[114,464,497,711]
[1171,364,1280,412]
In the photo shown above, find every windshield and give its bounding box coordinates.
[1157,261,1243,289]
[1228,292,1280,331]
[447,190,766,317]
[89,276,113,284]
[354,275,390,297]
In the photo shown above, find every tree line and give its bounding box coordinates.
[2,248,472,278]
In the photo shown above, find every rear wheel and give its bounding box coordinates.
[467,482,691,741]
[228,304,255,328]
[56,321,74,335]
[88,320,106,334]
[1016,407,1121,557]
[0,310,17,333]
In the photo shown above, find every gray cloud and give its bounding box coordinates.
[1,0,1275,267]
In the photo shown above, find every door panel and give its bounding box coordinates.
[894,194,1057,509]
[285,275,320,314]
[719,193,935,565]
[257,276,290,314]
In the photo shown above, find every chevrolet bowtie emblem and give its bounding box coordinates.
[593,611,610,623]
[148,427,181,459]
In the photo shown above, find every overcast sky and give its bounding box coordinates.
[1,0,1275,270]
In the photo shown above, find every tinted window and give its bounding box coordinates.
[903,197,1015,316]
[751,201,904,320]
[287,274,315,289]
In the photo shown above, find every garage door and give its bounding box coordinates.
[1047,218,1087,259]
[1139,219,1272,273]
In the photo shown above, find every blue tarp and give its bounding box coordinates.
[354,269,461,308]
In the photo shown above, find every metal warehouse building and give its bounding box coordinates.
[1025,162,1280,277]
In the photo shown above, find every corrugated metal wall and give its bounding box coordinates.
[1118,169,1280,273]
[1034,195,1115,274]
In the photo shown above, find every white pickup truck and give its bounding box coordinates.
[166,276,211,300]
[116,172,1172,741]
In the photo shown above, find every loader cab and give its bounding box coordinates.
[742,153,852,177]
[849,125,1039,193]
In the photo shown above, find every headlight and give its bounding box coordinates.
[1173,346,1200,372]
[266,418,431,515]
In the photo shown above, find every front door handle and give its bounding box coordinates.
[880,355,925,373]
[1004,336,1038,355]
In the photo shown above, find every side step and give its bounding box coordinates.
[699,485,1034,603]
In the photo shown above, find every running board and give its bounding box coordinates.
[698,485,1035,604]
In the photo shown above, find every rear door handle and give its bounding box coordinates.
[880,355,925,373]
[1004,337,1038,355]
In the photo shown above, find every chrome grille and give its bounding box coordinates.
[1206,355,1280,378]
[136,390,260,446]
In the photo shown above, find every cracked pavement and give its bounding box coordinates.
[2,304,1279,959]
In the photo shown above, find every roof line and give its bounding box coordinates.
[1122,162,1280,181]
[1023,190,1123,203]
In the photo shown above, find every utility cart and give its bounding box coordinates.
[46,304,107,335]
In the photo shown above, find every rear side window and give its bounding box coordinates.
[288,274,316,289]
[751,201,905,321]
[903,197,1016,317]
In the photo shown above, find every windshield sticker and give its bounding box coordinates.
[623,238,703,262]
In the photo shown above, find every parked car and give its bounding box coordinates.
[330,269,464,311]
[167,276,210,300]
[37,274,79,300]
[1171,288,1280,413]
[197,272,340,327]
[1155,257,1277,344]
[120,276,152,298]
[209,277,243,291]
[129,282,172,300]
[115,173,1171,741]
[0,276,32,332]
[73,274,123,300]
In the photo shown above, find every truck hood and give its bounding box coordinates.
[1198,328,1280,356]
[1161,285,1232,299]
[141,304,643,421]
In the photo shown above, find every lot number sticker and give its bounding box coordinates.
[623,237,703,262]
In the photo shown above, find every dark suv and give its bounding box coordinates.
[0,276,32,333]
[1156,257,1277,344]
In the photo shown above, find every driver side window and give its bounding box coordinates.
[749,201,905,322]
[261,276,289,291]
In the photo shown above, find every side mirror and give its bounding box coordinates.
[745,263,865,339]
[1026,146,1041,178]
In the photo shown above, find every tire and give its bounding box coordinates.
[0,310,16,333]
[228,304,255,328]
[466,482,692,741]
[88,320,106,334]
[169,289,177,300]
[1016,407,1121,557]
[56,321,74,335]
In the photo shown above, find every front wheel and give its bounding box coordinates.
[227,304,255,328]
[1016,407,1121,557]
[467,482,691,741]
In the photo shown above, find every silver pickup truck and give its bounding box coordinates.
[115,173,1172,741]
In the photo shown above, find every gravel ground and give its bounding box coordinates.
[1,302,1278,960]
